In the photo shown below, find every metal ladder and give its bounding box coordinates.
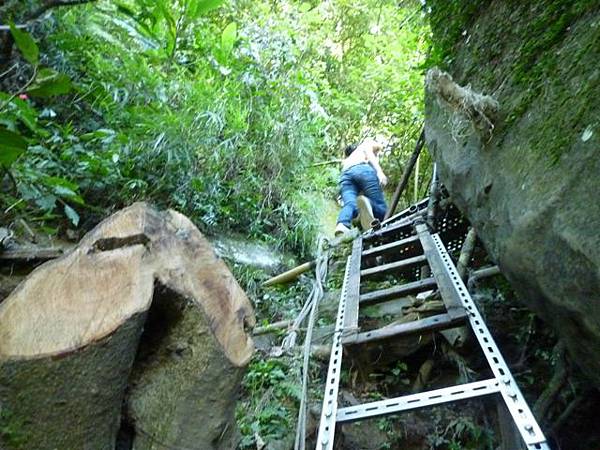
[316,205,550,450]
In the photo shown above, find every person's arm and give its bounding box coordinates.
[364,144,388,186]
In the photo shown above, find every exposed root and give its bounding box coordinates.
[426,68,499,142]
[533,342,568,422]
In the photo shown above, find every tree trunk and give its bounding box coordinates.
[0,202,255,450]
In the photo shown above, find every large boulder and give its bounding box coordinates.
[424,1,600,384]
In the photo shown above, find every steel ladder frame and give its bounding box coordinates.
[316,216,550,450]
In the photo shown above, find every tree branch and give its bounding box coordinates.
[0,0,97,30]
[26,0,98,22]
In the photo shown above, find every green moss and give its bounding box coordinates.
[0,409,28,450]
[426,0,492,69]
[507,1,597,117]
[428,0,599,164]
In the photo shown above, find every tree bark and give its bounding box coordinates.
[0,202,255,450]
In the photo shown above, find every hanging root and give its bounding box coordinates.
[426,68,499,141]
[533,341,568,422]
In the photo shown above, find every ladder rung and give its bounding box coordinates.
[364,212,421,241]
[359,277,437,305]
[360,254,427,278]
[342,311,467,345]
[362,234,420,258]
[336,379,500,423]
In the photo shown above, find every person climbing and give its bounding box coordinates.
[335,138,388,236]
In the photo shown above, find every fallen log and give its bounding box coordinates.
[0,202,255,450]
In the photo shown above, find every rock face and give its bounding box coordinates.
[424,1,600,385]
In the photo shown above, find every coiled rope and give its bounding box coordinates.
[278,235,329,450]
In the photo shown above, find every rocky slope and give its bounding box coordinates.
[424,1,600,385]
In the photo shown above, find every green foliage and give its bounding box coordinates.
[0,129,27,167]
[1,0,429,256]
[237,356,301,448]
[190,0,225,17]
[10,23,39,66]
[243,358,288,392]
[427,416,495,450]
[220,22,237,58]
[27,69,72,98]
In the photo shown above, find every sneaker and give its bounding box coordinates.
[356,195,376,230]
[334,222,351,237]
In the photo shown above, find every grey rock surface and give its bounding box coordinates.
[425,2,600,385]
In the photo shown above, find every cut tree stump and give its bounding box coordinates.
[0,202,255,450]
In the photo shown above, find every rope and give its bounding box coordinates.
[287,236,330,450]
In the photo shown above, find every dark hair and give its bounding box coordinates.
[344,143,358,157]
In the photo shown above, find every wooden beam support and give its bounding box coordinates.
[385,128,425,220]
[343,312,467,345]
[360,254,426,279]
[362,235,420,259]
[359,277,437,306]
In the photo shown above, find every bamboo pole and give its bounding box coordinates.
[385,128,425,220]
[263,261,316,287]
[252,319,293,336]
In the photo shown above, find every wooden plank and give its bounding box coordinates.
[342,236,362,334]
[359,277,437,306]
[415,223,465,320]
[362,234,420,258]
[343,312,467,345]
[360,254,426,278]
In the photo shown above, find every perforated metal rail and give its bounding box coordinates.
[316,209,550,450]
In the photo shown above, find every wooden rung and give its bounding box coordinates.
[362,234,419,258]
[359,277,437,306]
[343,312,468,346]
[360,254,427,278]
